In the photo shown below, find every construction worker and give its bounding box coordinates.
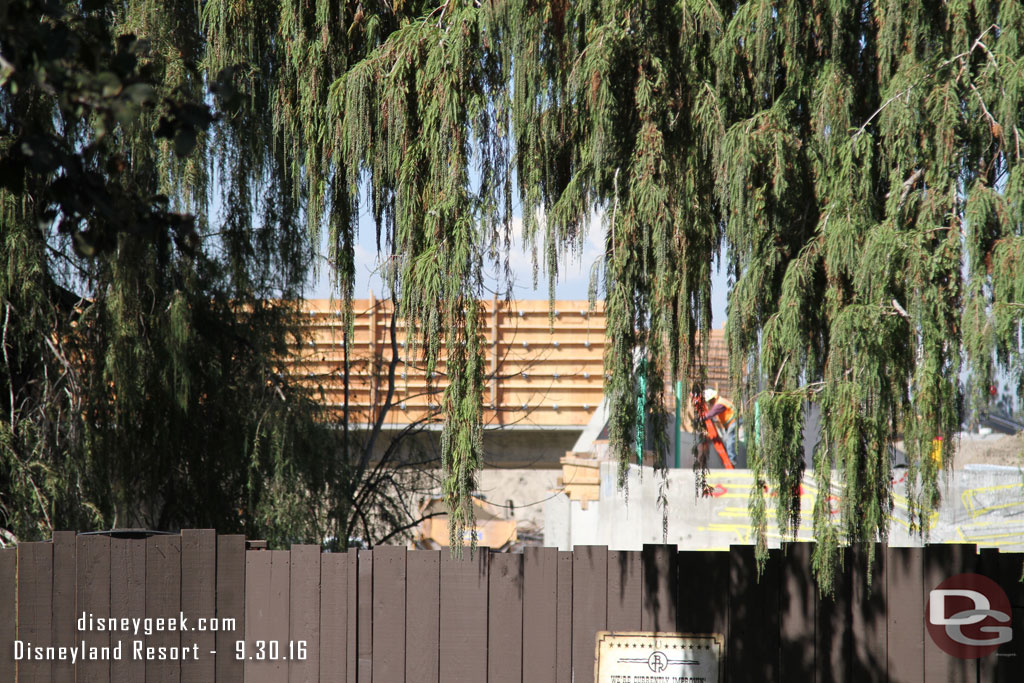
[704,389,738,466]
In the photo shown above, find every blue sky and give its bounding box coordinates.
[309,208,732,328]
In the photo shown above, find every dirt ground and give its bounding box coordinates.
[950,431,1024,469]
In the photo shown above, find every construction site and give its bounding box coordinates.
[284,298,1024,553]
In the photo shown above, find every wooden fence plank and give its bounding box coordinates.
[607,550,641,632]
[779,543,816,680]
[641,544,677,633]
[728,545,779,682]
[573,545,607,683]
[971,548,1024,681]
[15,536,1024,683]
[217,534,247,683]
[246,550,273,683]
[76,535,110,683]
[887,545,924,683]
[923,544,975,683]
[847,540,888,679]
[439,551,488,683]
[290,545,321,683]
[110,537,146,683]
[488,553,523,683]
[346,549,357,683]
[678,550,728,635]
[267,550,291,682]
[405,550,439,683]
[815,546,851,683]
[522,547,557,683]
[51,531,76,683]
[357,549,372,683]
[182,529,216,683]
[372,546,406,683]
[17,542,52,683]
[994,550,1024,682]
[243,549,292,682]
[319,552,349,683]
[850,544,887,681]
[0,548,16,683]
[146,534,182,683]
[976,548,1001,683]
[556,550,573,683]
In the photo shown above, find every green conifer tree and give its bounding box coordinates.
[4,0,1022,587]
[0,0,348,545]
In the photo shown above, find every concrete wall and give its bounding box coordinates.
[358,426,579,468]
[545,462,1024,551]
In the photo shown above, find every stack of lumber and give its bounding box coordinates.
[557,453,602,509]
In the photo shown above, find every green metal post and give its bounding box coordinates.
[674,380,682,468]
[635,361,646,465]
[754,397,761,447]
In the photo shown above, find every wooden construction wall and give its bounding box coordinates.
[2,533,1023,682]
[290,298,732,428]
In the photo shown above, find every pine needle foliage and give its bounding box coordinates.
[0,0,345,546]
[4,0,1023,588]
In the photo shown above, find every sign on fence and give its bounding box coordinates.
[594,631,723,683]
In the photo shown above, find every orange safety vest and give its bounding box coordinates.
[714,397,736,428]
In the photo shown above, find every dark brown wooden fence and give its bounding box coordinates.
[2,532,1023,682]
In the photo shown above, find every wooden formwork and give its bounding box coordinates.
[287,298,731,428]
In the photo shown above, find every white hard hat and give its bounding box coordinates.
[703,388,718,402]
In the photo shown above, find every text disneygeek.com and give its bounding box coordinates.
[11,611,308,663]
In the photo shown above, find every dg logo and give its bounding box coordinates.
[927,573,1013,659]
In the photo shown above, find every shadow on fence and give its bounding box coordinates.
[1,532,1023,682]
